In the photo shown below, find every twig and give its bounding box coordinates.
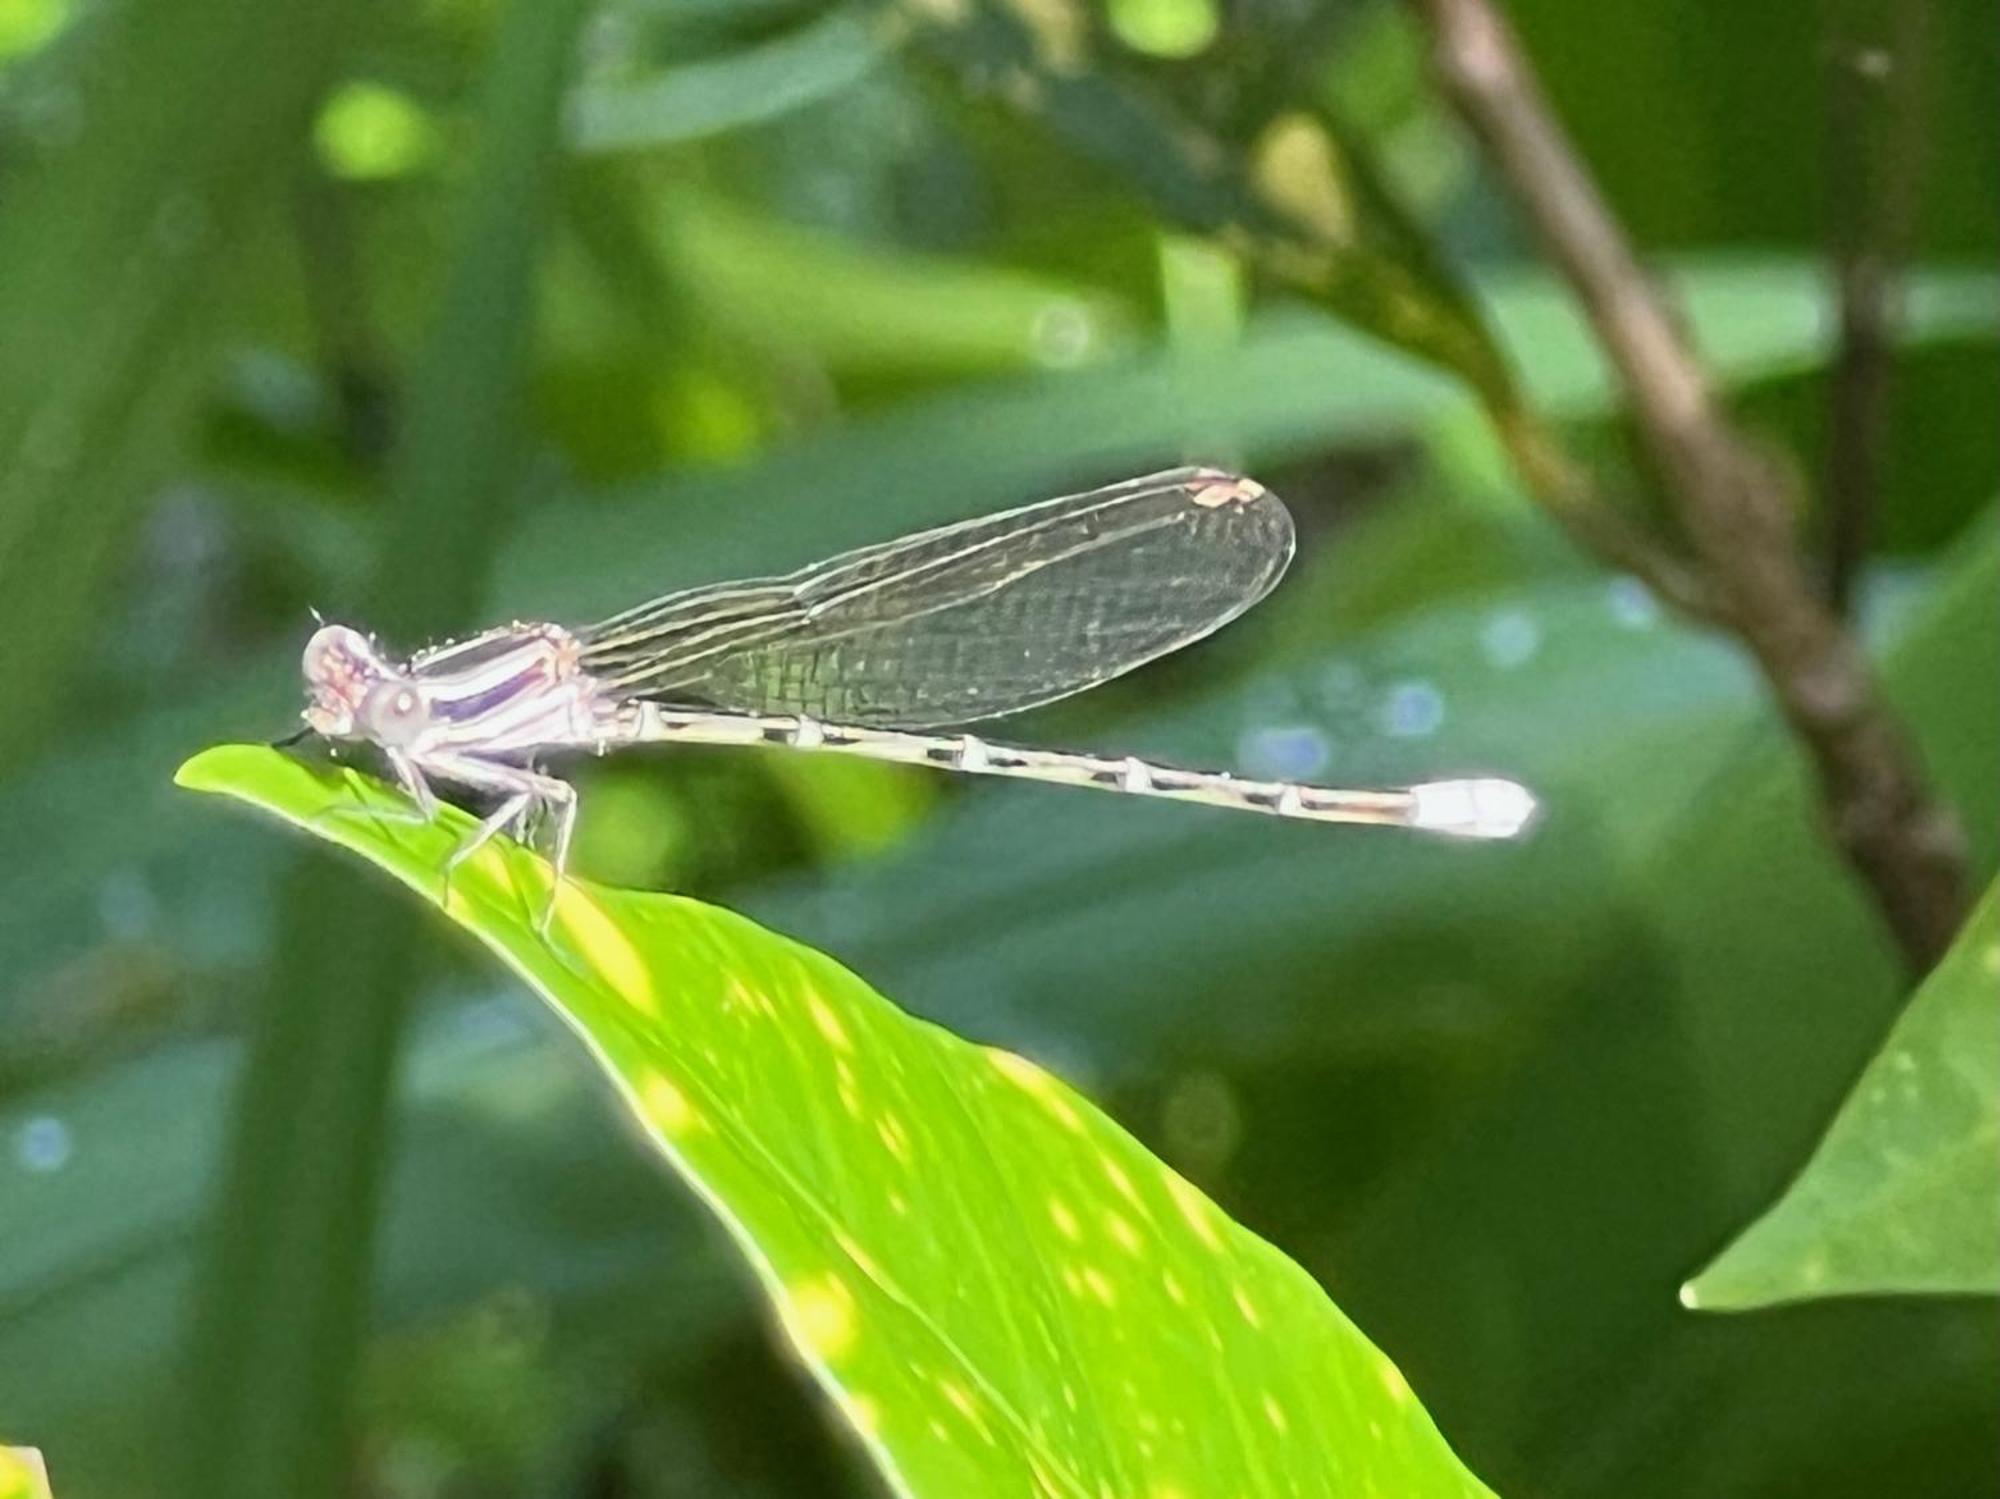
[1294,106,1733,624]
[1406,0,1968,971]
[1824,0,1929,614]
[1482,394,1729,625]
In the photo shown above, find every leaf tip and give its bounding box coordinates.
[174,742,264,794]
[1677,1249,1769,1313]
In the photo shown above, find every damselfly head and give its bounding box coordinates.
[301,623,394,740]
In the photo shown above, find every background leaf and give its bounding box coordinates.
[569,5,896,152]
[177,744,1499,1499]
[1683,880,2000,1309]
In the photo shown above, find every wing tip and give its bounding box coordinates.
[1184,469,1269,509]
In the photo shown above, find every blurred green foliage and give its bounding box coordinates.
[0,0,1995,1497]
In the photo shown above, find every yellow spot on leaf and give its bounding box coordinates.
[1082,1266,1118,1306]
[1106,1211,1142,1254]
[640,1074,702,1135]
[1026,1451,1073,1499]
[1164,1172,1224,1250]
[876,1112,913,1162]
[783,1273,857,1362]
[1263,1392,1289,1433]
[937,1379,995,1442]
[809,993,853,1051]
[1161,1269,1188,1305]
[553,882,656,1012]
[1102,1155,1144,1208]
[1048,1196,1082,1240]
[1380,1361,1412,1404]
[1233,1285,1262,1328]
[841,1391,881,1435]
[988,1048,1085,1131]
[832,1229,884,1283]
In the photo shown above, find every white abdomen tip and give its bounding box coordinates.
[1409,778,1539,840]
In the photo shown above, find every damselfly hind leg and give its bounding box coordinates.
[440,791,534,909]
[482,779,576,938]
[406,752,580,937]
[526,785,577,938]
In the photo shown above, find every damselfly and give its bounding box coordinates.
[298,468,1536,923]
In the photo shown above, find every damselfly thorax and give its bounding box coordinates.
[298,468,1537,927]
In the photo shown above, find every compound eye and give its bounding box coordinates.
[361,682,429,746]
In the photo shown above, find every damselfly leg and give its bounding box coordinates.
[308,746,442,841]
[308,749,575,933]
[418,752,579,935]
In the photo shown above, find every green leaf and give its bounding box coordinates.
[1683,880,2000,1310]
[657,193,1136,376]
[0,1449,50,1499]
[568,5,894,153]
[176,744,1498,1499]
[1483,258,2000,419]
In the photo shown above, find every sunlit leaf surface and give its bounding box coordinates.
[0,1448,50,1499]
[177,744,1496,1499]
[1684,881,2000,1309]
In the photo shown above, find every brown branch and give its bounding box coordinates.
[1260,102,1730,622]
[1405,0,1969,971]
[1823,0,1930,613]
[1483,395,1730,625]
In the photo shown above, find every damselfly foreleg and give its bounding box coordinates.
[310,745,444,840]
[413,752,578,933]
